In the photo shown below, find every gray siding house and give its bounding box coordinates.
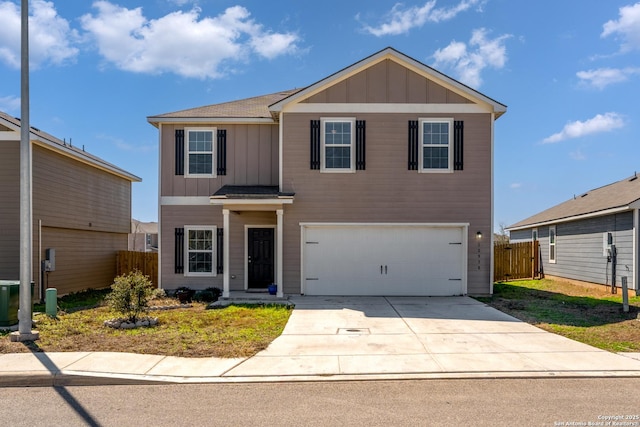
[148,47,507,298]
[508,174,640,292]
[0,111,141,297]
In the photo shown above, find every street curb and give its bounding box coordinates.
[3,370,640,388]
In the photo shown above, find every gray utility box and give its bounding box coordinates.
[0,280,20,326]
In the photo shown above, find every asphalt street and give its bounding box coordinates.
[1,378,639,426]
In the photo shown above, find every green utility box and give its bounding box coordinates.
[0,280,20,326]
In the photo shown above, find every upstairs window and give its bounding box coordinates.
[186,128,216,177]
[321,118,355,172]
[420,119,453,172]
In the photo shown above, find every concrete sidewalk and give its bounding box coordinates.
[1,296,640,386]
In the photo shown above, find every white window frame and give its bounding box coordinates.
[549,225,556,264]
[320,118,355,173]
[418,118,454,173]
[184,225,217,277]
[185,127,216,178]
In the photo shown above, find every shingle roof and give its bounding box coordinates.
[212,185,295,198]
[507,174,640,230]
[0,111,141,182]
[148,89,302,122]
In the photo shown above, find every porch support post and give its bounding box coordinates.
[276,209,284,298]
[223,209,230,298]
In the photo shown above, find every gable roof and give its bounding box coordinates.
[0,111,141,182]
[131,219,158,234]
[147,47,507,127]
[147,89,301,126]
[507,174,640,230]
[269,47,507,118]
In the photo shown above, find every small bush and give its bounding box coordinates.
[151,288,167,300]
[194,287,222,303]
[106,271,154,323]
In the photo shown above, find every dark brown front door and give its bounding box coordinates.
[248,228,274,289]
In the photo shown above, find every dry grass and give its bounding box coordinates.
[0,293,292,358]
[477,279,640,352]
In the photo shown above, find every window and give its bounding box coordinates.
[549,226,556,263]
[186,128,216,177]
[532,228,538,241]
[185,226,217,276]
[321,118,355,172]
[419,119,453,172]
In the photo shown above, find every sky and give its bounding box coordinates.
[0,0,639,232]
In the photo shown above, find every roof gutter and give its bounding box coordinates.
[506,205,632,232]
[146,117,274,128]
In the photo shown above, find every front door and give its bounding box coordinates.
[248,228,275,289]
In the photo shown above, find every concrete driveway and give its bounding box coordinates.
[225,296,640,379]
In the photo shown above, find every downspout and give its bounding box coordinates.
[38,219,42,303]
[278,112,283,192]
[157,123,163,289]
[634,208,638,292]
[489,112,495,295]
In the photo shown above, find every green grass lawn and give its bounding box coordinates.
[477,279,640,352]
[0,290,292,358]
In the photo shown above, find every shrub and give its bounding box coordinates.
[106,270,154,323]
[194,287,222,303]
[151,288,167,300]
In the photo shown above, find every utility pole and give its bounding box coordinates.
[12,0,39,342]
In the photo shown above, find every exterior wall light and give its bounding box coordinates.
[476,231,482,240]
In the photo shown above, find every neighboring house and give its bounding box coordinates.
[129,219,158,252]
[507,174,640,293]
[0,111,141,297]
[147,47,507,298]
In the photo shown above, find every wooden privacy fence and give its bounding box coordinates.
[116,251,158,287]
[493,241,542,282]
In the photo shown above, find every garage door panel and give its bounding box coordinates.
[303,225,466,296]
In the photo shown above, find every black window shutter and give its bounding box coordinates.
[310,120,320,170]
[356,120,366,170]
[175,129,184,176]
[217,129,227,176]
[175,228,184,274]
[217,228,224,274]
[408,120,418,170]
[453,120,464,171]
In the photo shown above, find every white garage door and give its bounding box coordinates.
[302,224,467,296]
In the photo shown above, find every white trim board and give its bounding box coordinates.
[283,103,492,115]
[161,196,212,206]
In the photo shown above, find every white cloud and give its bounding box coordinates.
[0,0,78,69]
[0,94,20,112]
[602,2,640,53]
[577,67,640,89]
[432,28,510,87]
[360,0,482,36]
[80,2,300,79]
[542,113,625,144]
[509,183,522,189]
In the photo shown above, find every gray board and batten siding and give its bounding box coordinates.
[510,212,635,289]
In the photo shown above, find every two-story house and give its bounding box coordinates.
[0,111,141,298]
[148,47,506,298]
